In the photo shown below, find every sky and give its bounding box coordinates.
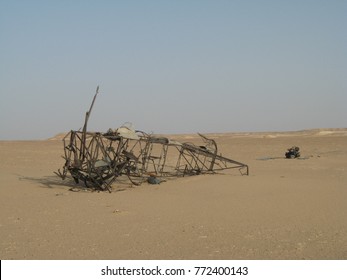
[0,0,346,140]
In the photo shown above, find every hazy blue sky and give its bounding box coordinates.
[1,0,346,140]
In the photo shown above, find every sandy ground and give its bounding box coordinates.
[0,129,346,260]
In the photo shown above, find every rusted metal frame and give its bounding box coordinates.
[80,86,99,163]
[68,131,80,167]
[176,148,194,174]
[56,87,250,190]
[90,134,99,163]
[86,135,117,191]
[105,138,117,161]
[73,133,94,185]
[127,136,141,154]
[176,146,207,175]
[165,143,186,177]
[71,132,83,171]
[182,147,198,171]
[140,140,157,174]
[83,134,95,172]
[79,133,98,173]
[139,141,176,177]
[109,137,141,180]
[126,139,145,178]
[200,151,210,171]
[149,157,159,174]
[115,142,132,176]
[212,154,249,175]
[73,131,85,167]
[196,134,248,175]
[134,139,148,175]
[61,131,75,178]
[195,151,215,171]
[102,136,142,185]
[94,137,124,182]
[153,144,164,174]
[100,136,125,174]
[102,136,119,162]
[67,132,109,190]
[217,164,249,176]
[186,149,202,171]
[156,145,166,174]
[157,144,169,174]
[139,137,169,174]
[139,140,150,173]
[64,131,74,165]
[66,135,89,184]
[124,158,143,186]
[181,144,215,171]
[197,133,218,170]
[56,131,74,179]
[183,143,215,157]
[188,149,213,173]
[106,139,120,167]
[175,145,188,174]
[201,154,216,172]
[144,142,168,175]
[88,167,111,192]
[116,137,129,160]
[94,134,108,165]
[145,140,155,169]
[121,145,142,181]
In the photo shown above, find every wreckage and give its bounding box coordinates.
[55,87,249,192]
[285,146,301,159]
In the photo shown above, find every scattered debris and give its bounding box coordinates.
[147,174,163,185]
[55,87,249,192]
[285,146,300,159]
[257,146,304,161]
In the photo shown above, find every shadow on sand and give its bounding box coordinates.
[18,174,134,192]
[18,174,78,189]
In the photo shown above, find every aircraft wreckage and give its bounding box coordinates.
[55,87,249,192]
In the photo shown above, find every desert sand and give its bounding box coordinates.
[0,129,346,260]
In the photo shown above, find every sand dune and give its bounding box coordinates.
[1,129,346,259]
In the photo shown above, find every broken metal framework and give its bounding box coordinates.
[55,87,249,192]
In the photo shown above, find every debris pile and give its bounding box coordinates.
[285,146,300,159]
[55,87,249,192]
